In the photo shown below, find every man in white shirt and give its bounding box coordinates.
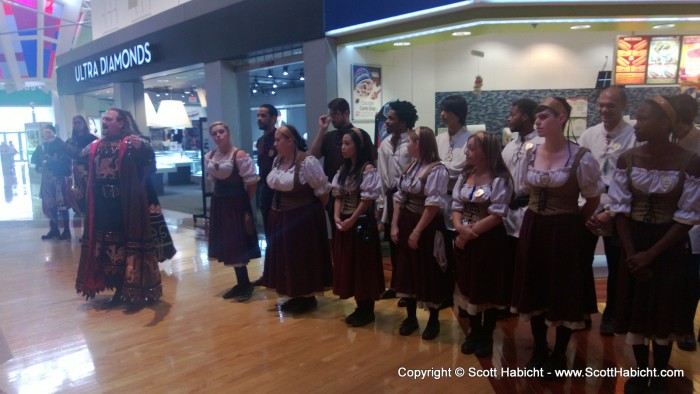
[436,95,471,232]
[376,100,417,300]
[579,86,637,336]
[502,98,542,243]
[674,93,700,351]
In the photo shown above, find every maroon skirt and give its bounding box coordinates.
[208,193,261,265]
[393,208,454,305]
[263,200,332,297]
[511,210,597,323]
[332,214,385,300]
[454,222,513,309]
[614,220,691,338]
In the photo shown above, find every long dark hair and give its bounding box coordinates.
[463,131,513,190]
[71,115,89,138]
[338,130,373,185]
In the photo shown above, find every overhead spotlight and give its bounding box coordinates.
[271,90,276,95]
[165,90,170,96]
[570,24,591,30]
[267,69,273,78]
[393,42,411,46]
[283,66,289,76]
[251,87,257,95]
[451,31,471,36]
[156,92,161,97]
[653,23,675,29]
[273,81,278,88]
[299,71,305,81]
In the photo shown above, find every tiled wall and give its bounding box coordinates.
[435,87,692,135]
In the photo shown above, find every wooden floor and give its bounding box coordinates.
[1,178,700,392]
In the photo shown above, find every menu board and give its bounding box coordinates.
[614,36,649,85]
[646,36,681,84]
[679,35,700,85]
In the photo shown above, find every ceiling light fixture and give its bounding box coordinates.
[299,71,305,81]
[653,23,675,29]
[283,66,289,76]
[393,42,411,46]
[271,90,276,95]
[267,69,273,78]
[451,31,471,36]
[570,24,591,30]
[273,81,278,88]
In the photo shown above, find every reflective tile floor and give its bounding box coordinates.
[1,164,699,393]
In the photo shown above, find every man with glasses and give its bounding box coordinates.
[579,86,636,336]
[502,98,542,252]
[311,98,376,235]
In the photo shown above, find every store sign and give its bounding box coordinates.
[680,35,700,85]
[646,36,681,84]
[351,65,382,121]
[74,42,153,82]
[614,36,649,85]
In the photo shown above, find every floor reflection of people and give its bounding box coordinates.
[1,141,17,176]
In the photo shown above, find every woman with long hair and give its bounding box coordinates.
[205,121,261,302]
[264,125,332,314]
[65,115,98,215]
[610,96,700,393]
[331,129,384,327]
[391,126,453,340]
[511,97,604,374]
[452,131,513,357]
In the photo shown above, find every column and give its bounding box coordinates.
[113,81,147,135]
[204,61,251,151]
[303,37,338,142]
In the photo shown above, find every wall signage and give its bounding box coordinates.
[74,42,153,82]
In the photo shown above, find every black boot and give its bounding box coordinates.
[422,308,440,340]
[475,308,496,358]
[41,220,60,240]
[349,300,375,327]
[399,299,419,336]
[526,315,549,369]
[462,312,482,355]
[59,210,71,240]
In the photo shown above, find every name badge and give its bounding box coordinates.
[268,149,275,157]
[525,142,534,150]
[660,175,674,189]
[612,143,622,152]
[474,188,485,198]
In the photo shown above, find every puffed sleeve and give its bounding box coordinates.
[675,175,700,225]
[360,167,382,200]
[236,154,260,185]
[451,174,466,212]
[299,156,331,197]
[576,151,605,198]
[331,171,343,197]
[424,165,448,207]
[608,168,631,215]
[487,177,512,217]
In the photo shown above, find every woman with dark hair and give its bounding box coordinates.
[205,121,261,302]
[331,128,383,326]
[511,97,604,374]
[391,126,453,340]
[610,96,700,393]
[452,131,514,357]
[263,125,332,314]
[65,115,98,215]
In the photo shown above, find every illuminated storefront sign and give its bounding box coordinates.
[74,42,153,82]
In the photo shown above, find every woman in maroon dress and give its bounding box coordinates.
[391,126,453,340]
[331,129,383,327]
[205,121,261,302]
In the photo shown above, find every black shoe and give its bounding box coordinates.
[647,376,667,394]
[349,312,375,327]
[475,334,494,358]
[397,298,408,307]
[380,289,397,299]
[251,277,263,287]
[461,332,478,355]
[233,284,253,302]
[102,296,123,309]
[438,297,453,310]
[421,320,440,340]
[345,308,361,324]
[599,316,615,336]
[399,317,419,336]
[280,297,302,312]
[677,335,697,351]
[624,377,650,394]
[290,296,317,314]
[541,353,567,380]
[41,229,60,240]
[525,347,549,370]
[222,285,244,299]
[59,230,71,240]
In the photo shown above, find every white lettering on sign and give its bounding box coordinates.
[74,42,152,82]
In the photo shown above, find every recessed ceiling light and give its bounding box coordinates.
[570,24,591,30]
[653,23,675,29]
[393,42,411,46]
[452,31,472,36]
